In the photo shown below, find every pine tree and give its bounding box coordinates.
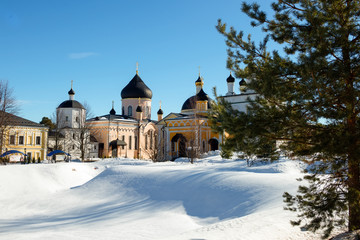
[211,0,360,237]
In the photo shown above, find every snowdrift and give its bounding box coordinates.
[0,156,325,239]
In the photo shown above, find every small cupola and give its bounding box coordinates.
[240,79,247,93]
[110,101,116,115]
[195,76,204,94]
[226,72,235,83]
[226,72,235,96]
[68,80,75,100]
[195,71,204,94]
[196,88,208,101]
[157,108,163,115]
[157,101,163,121]
[136,105,142,113]
[136,105,143,121]
[196,88,209,112]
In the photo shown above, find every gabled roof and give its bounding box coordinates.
[0,111,47,128]
[164,113,209,121]
[156,112,185,125]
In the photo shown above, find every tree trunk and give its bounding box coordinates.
[348,157,360,231]
[347,113,360,231]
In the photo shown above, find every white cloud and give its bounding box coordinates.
[68,52,98,59]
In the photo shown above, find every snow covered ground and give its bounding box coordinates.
[0,154,329,239]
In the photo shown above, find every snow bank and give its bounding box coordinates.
[0,156,325,239]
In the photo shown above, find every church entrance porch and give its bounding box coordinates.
[109,139,127,158]
[171,133,187,159]
[209,138,219,151]
[179,138,186,157]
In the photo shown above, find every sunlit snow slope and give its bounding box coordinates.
[0,155,324,240]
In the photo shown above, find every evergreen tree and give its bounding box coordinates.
[40,117,56,130]
[211,0,360,237]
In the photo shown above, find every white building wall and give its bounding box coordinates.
[222,93,258,113]
[57,108,86,129]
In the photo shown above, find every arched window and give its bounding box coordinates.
[122,107,125,115]
[128,106,132,116]
[150,131,153,149]
[146,106,149,118]
[145,134,148,150]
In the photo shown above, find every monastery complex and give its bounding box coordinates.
[0,67,256,162]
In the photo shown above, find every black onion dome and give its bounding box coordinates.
[68,88,75,95]
[58,100,85,109]
[157,108,163,115]
[226,73,235,83]
[181,96,197,111]
[181,92,212,111]
[195,76,203,83]
[121,74,152,99]
[239,79,246,86]
[110,108,116,115]
[196,88,208,101]
[136,105,142,112]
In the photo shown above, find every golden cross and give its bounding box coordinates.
[112,100,114,109]
[159,100,162,109]
[136,62,139,74]
[71,79,73,89]
[198,66,201,76]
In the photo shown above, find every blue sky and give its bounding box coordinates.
[1,0,272,122]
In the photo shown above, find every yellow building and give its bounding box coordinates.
[156,75,221,160]
[1,112,48,162]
